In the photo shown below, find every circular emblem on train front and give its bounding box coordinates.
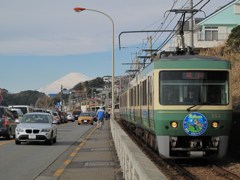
[183,112,208,136]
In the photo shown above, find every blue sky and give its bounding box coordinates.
[0,0,231,93]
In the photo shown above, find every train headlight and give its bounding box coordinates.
[212,121,219,128]
[171,121,178,128]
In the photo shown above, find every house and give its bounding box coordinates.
[103,75,112,83]
[163,0,240,52]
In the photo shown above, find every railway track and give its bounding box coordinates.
[181,161,240,180]
[117,119,240,180]
[212,164,240,180]
[117,119,197,179]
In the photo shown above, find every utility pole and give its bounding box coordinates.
[189,0,194,48]
[60,85,63,111]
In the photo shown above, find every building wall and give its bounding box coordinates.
[161,1,240,51]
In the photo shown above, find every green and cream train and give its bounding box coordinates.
[119,55,232,158]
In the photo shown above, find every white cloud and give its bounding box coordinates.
[0,0,231,56]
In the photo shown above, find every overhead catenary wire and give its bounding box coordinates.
[142,0,207,51]
[139,0,179,50]
[142,0,178,48]
[124,0,211,77]
[156,0,210,51]
[152,0,203,48]
[151,0,190,46]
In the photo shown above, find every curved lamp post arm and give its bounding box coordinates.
[74,7,115,120]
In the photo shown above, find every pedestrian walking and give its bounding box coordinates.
[96,106,105,129]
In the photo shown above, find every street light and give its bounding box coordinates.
[73,7,115,120]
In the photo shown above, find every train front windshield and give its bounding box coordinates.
[160,71,229,105]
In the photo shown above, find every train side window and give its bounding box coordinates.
[137,85,140,106]
[134,86,136,106]
[148,76,153,106]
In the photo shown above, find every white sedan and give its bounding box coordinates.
[15,112,57,145]
[66,112,74,122]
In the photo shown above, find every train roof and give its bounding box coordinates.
[157,55,229,62]
[134,55,231,79]
[151,55,231,70]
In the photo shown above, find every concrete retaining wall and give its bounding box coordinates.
[110,119,167,180]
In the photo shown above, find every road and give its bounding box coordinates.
[0,121,93,180]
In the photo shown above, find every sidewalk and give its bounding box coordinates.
[58,120,123,180]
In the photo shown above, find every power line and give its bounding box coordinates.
[156,0,211,51]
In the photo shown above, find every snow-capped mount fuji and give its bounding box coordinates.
[38,72,92,95]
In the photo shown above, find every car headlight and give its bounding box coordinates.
[16,128,24,132]
[41,128,51,132]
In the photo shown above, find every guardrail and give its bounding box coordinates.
[110,119,167,180]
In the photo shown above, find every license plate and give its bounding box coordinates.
[29,134,36,139]
[84,120,88,123]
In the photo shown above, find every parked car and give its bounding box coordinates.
[15,112,58,145]
[0,106,18,139]
[46,109,54,117]
[66,112,74,122]
[72,110,82,120]
[52,111,61,124]
[34,108,47,113]
[10,108,24,121]
[59,111,68,123]
[8,105,34,114]
[77,112,94,125]
[89,111,97,122]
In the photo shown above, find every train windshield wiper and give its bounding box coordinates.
[186,102,214,112]
[187,104,198,112]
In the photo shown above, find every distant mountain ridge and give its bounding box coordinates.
[38,72,92,94]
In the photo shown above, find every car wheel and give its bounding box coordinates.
[53,136,57,143]
[5,130,11,140]
[46,134,53,145]
[15,140,21,145]
[78,123,80,125]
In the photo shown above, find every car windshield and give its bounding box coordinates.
[90,112,96,117]
[73,111,81,115]
[80,113,91,116]
[21,114,51,123]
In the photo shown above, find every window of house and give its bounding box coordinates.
[205,27,218,41]
[234,3,240,14]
